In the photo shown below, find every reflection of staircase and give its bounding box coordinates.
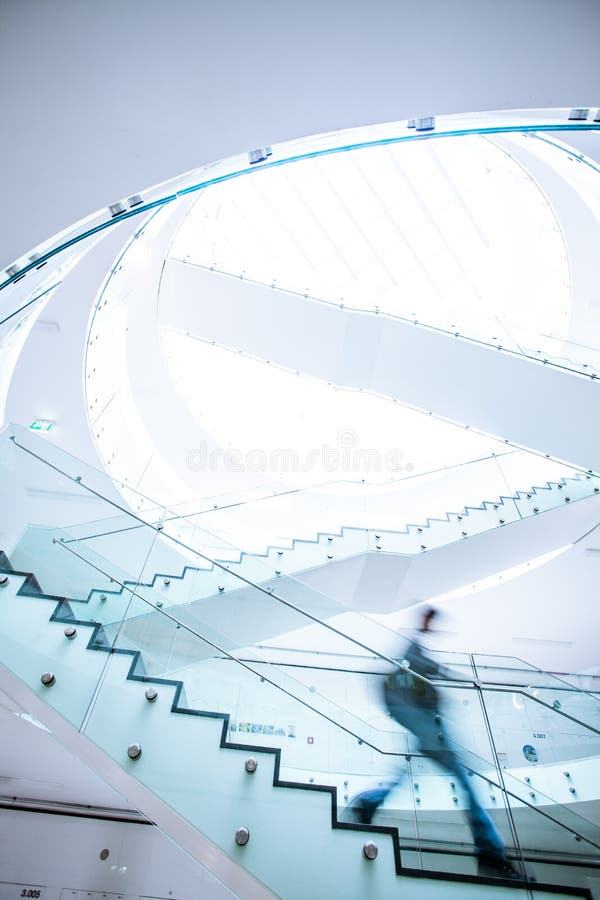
[0,552,597,899]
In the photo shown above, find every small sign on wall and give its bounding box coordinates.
[0,887,45,900]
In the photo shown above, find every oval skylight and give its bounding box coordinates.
[169,134,570,349]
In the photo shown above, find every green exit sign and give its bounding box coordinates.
[29,420,54,432]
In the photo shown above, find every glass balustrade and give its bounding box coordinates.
[7,422,598,595]
[0,231,106,335]
[3,528,599,894]
[473,654,600,719]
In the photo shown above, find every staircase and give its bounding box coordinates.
[9,466,600,615]
[1,552,599,899]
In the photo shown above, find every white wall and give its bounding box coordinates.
[1,0,600,267]
[0,809,236,900]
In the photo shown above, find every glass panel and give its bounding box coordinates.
[0,232,101,334]
[0,558,114,728]
[485,689,600,764]
[481,688,600,848]
[555,670,600,697]
[0,429,165,603]
[53,535,402,754]
[473,654,600,720]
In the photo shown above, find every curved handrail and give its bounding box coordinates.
[3,111,600,295]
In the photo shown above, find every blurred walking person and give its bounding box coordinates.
[346,607,521,879]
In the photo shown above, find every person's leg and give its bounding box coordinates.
[345,694,418,825]
[425,747,505,856]
[390,701,524,878]
[345,781,397,824]
[404,707,505,857]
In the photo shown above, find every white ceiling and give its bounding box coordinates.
[1,0,600,267]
